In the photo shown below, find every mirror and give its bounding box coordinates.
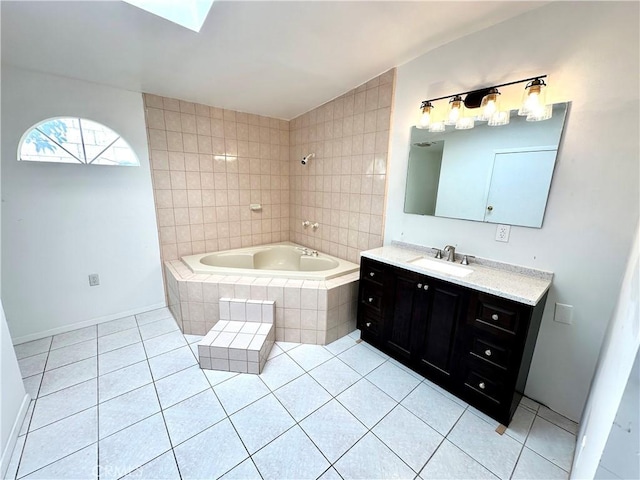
[404,102,568,228]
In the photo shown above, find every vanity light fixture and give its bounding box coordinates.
[416,75,551,131]
[519,77,547,117]
[488,110,511,126]
[479,88,501,121]
[417,101,434,129]
[446,96,464,125]
[429,121,446,133]
[455,117,475,130]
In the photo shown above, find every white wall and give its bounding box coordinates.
[385,2,639,421]
[596,352,639,480]
[571,225,638,479]
[0,56,28,476]
[0,301,28,477]
[1,66,165,342]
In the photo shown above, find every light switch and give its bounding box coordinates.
[554,303,573,325]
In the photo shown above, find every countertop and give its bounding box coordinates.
[361,243,553,306]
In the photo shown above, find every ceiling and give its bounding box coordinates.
[1,1,548,120]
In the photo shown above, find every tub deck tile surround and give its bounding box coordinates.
[165,260,359,345]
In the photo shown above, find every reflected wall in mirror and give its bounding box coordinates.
[404,102,568,228]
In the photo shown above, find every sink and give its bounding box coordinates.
[408,257,473,277]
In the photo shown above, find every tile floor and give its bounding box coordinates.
[7,307,577,480]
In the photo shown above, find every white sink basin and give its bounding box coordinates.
[409,257,473,277]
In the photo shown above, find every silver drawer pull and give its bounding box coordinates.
[423,285,429,291]
[369,272,375,277]
[366,322,371,327]
[491,313,499,321]
[368,297,374,303]
[417,283,423,289]
[479,382,486,390]
[485,349,492,357]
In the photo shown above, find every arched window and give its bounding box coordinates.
[18,117,139,166]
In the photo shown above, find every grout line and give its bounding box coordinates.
[137,324,184,480]
[14,442,99,480]
[96,331,100,480]
[525,415,574,472]
[15,319,575,480]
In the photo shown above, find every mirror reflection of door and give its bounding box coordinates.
[404,141,443,216]
[484,147,557,227]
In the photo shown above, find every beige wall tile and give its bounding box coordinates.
[145,94,290,268]
[288,69,394,263]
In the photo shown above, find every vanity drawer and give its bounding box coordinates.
[469,336,512,370]
[358,314,381,337]
[360,283,383,313]
[462,362,508,406]
[473,295,521,336]
[360,258,386,286]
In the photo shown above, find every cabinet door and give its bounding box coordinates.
[384,269,426,361]
[412,280,468,384]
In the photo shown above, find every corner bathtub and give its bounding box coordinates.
[181,242,359,281]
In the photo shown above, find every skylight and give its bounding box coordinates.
[123,0,214,33]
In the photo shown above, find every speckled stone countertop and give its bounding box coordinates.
[361,243,553,306]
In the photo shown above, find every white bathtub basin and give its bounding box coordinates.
[409,257,473,277]
[182,242,358,281]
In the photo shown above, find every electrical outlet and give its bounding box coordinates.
[88,274,100,286]
[554,303,573,324]
[495,224,510,242]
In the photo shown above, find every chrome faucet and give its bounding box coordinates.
[443,245,456,262]
[296,247,318,257]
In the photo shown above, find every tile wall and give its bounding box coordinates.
[143,94,291,262]
[289,69,395,264]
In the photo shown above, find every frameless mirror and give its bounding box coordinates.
[404,102,568,228]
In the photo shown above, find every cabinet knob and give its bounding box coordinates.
[366,322,372,328]
[369,272,375,277]
[485,349,492,357]
[417,283,423,289]
[491,313,499,321]
[368,297,374,303]
[423,285,429,291]
[487,205,493,211]
[479,382,486,390]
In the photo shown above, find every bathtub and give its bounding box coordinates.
[181,242,359,281]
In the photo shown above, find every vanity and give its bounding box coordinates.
[357,243,552,426]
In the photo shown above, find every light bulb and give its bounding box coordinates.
[519,78,547,116]
[446,96,463,126]
[416,101,433,129]
[479,88,501,121]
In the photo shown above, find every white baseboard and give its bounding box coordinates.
[11,302,167,345]
[0,393,30,478]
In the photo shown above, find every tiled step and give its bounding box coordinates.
[197,299,275,374]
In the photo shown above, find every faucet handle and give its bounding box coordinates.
[302,220,310,228]
[432,248,442,259]
[461,255,475,265]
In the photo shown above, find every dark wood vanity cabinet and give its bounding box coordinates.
[357,256,547,426]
